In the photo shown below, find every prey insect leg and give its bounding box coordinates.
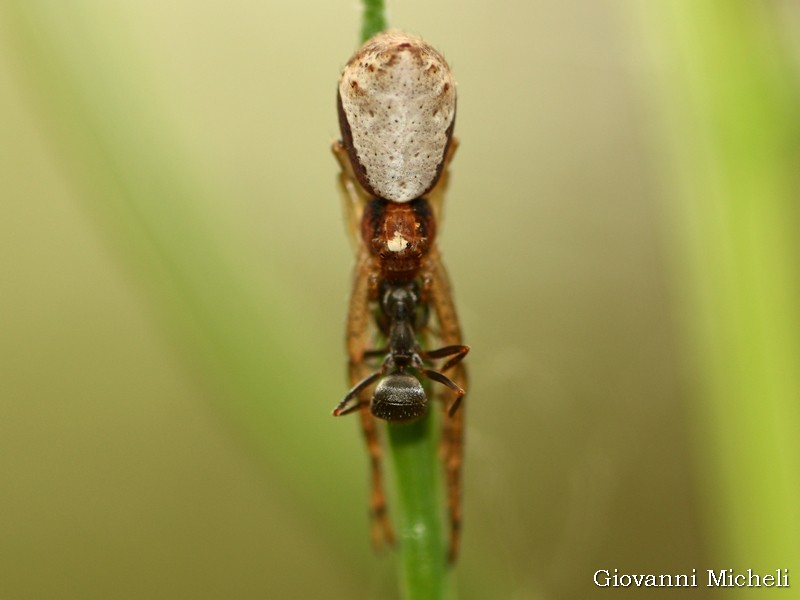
[422,344,470,375]
[422,368,466,417]
[332,370,381,416]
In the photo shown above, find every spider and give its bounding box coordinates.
[331,30,469,562]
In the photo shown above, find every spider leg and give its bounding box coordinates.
[442,380,465,563]
[344,250,395,549]
[350,360,395,549]
[426,249,468,563]
[333,140,371,252]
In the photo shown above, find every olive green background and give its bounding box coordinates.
[1,1,798,599]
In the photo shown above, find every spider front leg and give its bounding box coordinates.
[426,251,468,563]
[339,251,395,549]
[438,360,466,563]
[349,362,396,549]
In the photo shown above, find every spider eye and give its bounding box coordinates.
[371,373,427,421]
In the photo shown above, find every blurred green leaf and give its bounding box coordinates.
[639,0,800,578]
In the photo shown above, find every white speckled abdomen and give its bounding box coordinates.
[338,30,456,203]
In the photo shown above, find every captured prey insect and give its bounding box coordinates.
[331,30,469,562]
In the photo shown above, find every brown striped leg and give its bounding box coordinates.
[332,140,370,251]
[344,251,394,548]
[426,250,468,562]
[441,365,466,563]
[351,363,395,549]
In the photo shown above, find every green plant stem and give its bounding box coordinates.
[354,3,452,598]
[361,0,387,43]
[386,412,452,600]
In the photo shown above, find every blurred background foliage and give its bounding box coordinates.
[1,1,798,599]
